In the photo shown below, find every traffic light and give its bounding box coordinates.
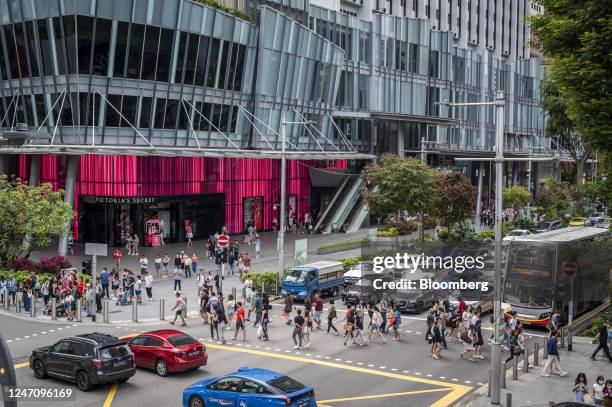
[82,259,92,274]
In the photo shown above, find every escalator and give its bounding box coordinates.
[322,177,365,234]
[313,177,351,233]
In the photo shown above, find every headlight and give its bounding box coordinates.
[281,290,287,295]
[298,291,308,296]
[539,312,551,320]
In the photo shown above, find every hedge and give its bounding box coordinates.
[240,271,279,294]
[318,238,369,251]
[340,256,362,271]
[194,0,252,22]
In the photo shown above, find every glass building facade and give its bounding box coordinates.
[0,0,549,242]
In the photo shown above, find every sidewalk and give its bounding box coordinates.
[4,230,369,325]
[459,342,612,406]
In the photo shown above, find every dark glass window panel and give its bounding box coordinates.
[3,26,20,78]
[77,16,93,74]
[164,99,177,129]
[92,18,111,76]
[60,93,77,126]
[0,97,6,123]
[233,44,246,91]
[120,95,137,127]
[14,24,29,78]
[178,100,189,130]
[79,92,88,125]
[126,23,144,79]
[62,16,77,74]
[230,106,238,133]
[25,22,39,77]
[113,22,129,77]
[34,94,46,127]
[226,43,238,90]
[183,34,198,85]
[211,104,222,131]
[105,94,121,127]
[15,96,26,124]
[78,93,100,126]
[139,97,152,128]
[174,32,187,83]
[206,38,220,88]
[0,31,7,79]
[37,19,54,76]
[156,29,173,82]
[220,105,230,133]
[201,102,212,131]
[141,26,159,81]
[194,35,208,86]
[218,41,229,90]
[24,96,35,126]
[193,101,203,130]
[153,98,166,129]
[52,17,66,74]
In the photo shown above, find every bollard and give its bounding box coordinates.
[261,282,265,295]
[4,294,8,310]
[487,370,491,397]
[159,298,165,320]
[506,392,512,407]
[76,301,82,322]
[512,356,519,380]
[501,362,507,388]
[242,287,246,299]
[30,294,36,317]
[523,349,529,373]
[560,327,565,349]
[103,299,109,323]
[534,342,539,366]
[51,298,57,320]
[132,300,138,322]
[231,287,236,300]
[543,338,548,360]
[275,279,278,295]
[16,294,22,313]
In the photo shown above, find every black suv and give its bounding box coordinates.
[30,333,136,391]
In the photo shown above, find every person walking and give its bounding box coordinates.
[144,272,153,301]
[226,294,236,329]
[283,294,294,324]
[154,255,162,278]
[233,302,247,341]
[261,305,270,341]
[191,253,198,278]
[210,307,219,341]
[132,233,140,256]
[253,291,263,327]
[541,332,567,377]
[313,295,324,329]
[591,321,612,362]
[594,376,605,406]
[184,255,192,278]
[292,309,305,349]
[199,290,210,325]
[327,299,338,335]
[368,306,385,343]
[205,271,215,295]
[505,329,520,364]
[113,248,122,269]
[170,292,187,326]
[254,235,261,259]
[343,306,356,346]
[173,266,182,292]
[391,305,401,341]
[162,254,170,279]
[572,373,588,402]
[302,308,312,348]
[185,224,193,247]
[243,253,252,274]
[100,268,110,299]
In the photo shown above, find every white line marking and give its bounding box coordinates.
[379,366,386,369]
[402,370,409,373]
[367,364,374,367]
[414,372,422,375]
[451,378,459,382]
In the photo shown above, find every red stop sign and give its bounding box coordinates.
[217,234,229,248]
[562,261,577,278]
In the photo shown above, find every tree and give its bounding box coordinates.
[541,79,592,184]
[503,186,532,210]
[530,0,612,151]
[0,175,74,267]
[433,172,477,232]
[535,178,575,220]
[363,155,436,241]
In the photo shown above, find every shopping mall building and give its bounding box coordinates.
[0,0,557,251]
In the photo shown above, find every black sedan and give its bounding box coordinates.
[30,333,136,391]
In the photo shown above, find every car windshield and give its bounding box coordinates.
[354,262,373,272]
[99,344,131,360]
[167,334,199,347]
[354,278,373,287]
[284,270,307,283]
[508,230,525,236]
[268,376,305,393]
[596,218,609,224]
[537,222,552,228]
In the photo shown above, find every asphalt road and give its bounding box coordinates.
[2,301,551,407]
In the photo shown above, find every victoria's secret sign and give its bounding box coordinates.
[84,196,159,204]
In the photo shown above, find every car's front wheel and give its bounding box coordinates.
[189,395,205,407]
[155,359,169,377]
[33,360,47,379]
[76,370,92,392]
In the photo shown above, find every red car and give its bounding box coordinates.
[127,330,207,376]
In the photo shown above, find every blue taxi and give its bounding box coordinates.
[182,367,317,407]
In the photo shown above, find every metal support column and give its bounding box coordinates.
[475,161,484,230]
[278,118,287,282]
[51,297,57,320]
[58,155,78,256]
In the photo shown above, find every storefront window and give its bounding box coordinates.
[243,196,264,231]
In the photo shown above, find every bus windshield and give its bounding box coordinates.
[504,243,555,309]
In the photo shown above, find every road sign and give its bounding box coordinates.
[85,242,108,256]
[217,234,229,248]
[562,261,577,278]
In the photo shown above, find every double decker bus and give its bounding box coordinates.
[502,227,610,326]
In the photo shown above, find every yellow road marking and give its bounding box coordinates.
[319,388,450,403]
[103,383,118,407]
[204,342,473,406]
[14,362,29,369]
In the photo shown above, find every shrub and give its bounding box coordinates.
[423,216,439,229]
[512,218,536,232]
[475,229,495,239]
[377,227,398,237]
[580,316,607,338]
[7,257,33,272]
[5,256,71,274]
[340,256,363,271]
[195,0,253,22]
[240,271,279,293]
[318,238,369,250]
